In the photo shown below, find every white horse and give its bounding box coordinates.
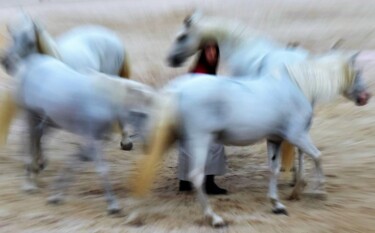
[1,54,154,214]
[131,54,370,227]
[0,13,133,165]
[165,11,343,183]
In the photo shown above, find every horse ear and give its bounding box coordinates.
[350,51,361,67]
[32,20,43,33]
[184,9,203,27]
[330,38,344,51]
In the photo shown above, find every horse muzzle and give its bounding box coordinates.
[0,52,18,74]
[356,91,371,106]
[167,55,184,67]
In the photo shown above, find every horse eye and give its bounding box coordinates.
[26,41,35,48]
[177,34,188,42]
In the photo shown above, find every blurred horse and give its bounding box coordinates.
[2,54,153,214]
[165,11,347,182]
[131,53,370,227]
[0,13,133,165]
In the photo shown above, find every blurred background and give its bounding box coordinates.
[0,0,374,232]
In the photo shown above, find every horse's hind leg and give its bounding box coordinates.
[90,139,121,214]
[289,134,325,199]
[289,149,306,200]
[119,120,133,151]
[187,135,225,227]
[266,140,288,215]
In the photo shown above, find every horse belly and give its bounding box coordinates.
[219,97,287,146]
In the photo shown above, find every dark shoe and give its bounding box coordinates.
[179,180,193,192]
[205,175,227,195]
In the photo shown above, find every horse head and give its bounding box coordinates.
[343,52,371,106]
[1,12,40,74]
[166,10,206,67]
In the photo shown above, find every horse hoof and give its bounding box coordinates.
[38,159,48,170]
[107,202,121,215]
[125,211,144,227]
[22,182,38,193]
[288,192,301,201]
[78,153,94,162]
[120,142,133,151]
[206,214,226,228]
[272,208,288,216]
[212,219,227,228]
[47,194,64,205]
[303,190,327,200]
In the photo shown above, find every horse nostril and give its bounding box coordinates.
[169,57,181,67]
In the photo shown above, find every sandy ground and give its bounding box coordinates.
[0,0,375,232]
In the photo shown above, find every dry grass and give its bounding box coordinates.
[0,0,374,232]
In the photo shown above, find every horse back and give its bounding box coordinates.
[56,25,125,75]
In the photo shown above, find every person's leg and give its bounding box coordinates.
[205,142,227,195]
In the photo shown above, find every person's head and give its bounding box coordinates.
[194,40,219,74]
[203,41,219,66]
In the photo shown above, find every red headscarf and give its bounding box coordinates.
[189,42,220,75]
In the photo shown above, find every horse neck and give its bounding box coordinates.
[35,27,62,60]
[199,19,280,75]
[200,19,251,56]
[288,62,350,104]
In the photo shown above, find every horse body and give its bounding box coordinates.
[132,55,370,226]
[166,11,332,183]
[175,73,312,145]
[1,14,133,153]
[13,54,153,213]
[56,25,126,76]
[18,56,113,136]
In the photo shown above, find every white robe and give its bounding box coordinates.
[178,141,226,181]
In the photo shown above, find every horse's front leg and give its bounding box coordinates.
[267,140,288,215]
[47,153,80,205]
[23,113,48,192]
[118,120,133,151]
[90,139,121,214]
[187,135,225,227]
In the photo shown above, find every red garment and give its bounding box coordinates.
[190,62,213,74]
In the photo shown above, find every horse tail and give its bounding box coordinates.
[119,51,131,79]
[130,93,178,197]
[280,141,295,178]
[34,22,62,60]
[0,90,18,146]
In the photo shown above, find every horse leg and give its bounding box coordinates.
[23,113,47,192]
[289,134,325,198]
[289,149,307,200]
[47,153,80,204]
[187,135,225,227]
[90,139,121,214]
[266,140,288,215]
[119,120,133,151]
[280,140,296,185]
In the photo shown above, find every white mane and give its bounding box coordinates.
[35,25,62,59]
[286,56,355,103]
[196,16,279,49]
[187,15,283,76]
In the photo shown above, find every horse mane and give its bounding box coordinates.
[286,54,355,103]
[34,23,62,60]
[196,16,267,47]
